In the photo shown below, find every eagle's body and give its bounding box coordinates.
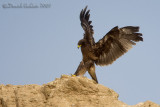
[81,44,97,62]
[74,6,143,83]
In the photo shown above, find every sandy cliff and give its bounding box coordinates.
[0,75,159,107]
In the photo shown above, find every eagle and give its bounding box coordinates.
[74,6,143,83]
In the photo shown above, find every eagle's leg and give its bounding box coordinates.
[74,61,87,76]
[88,64,98,83]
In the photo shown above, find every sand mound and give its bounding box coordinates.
[0,75,159,107]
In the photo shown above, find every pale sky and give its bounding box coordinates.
[0,0,160,105]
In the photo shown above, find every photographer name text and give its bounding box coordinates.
[2,3,51,9]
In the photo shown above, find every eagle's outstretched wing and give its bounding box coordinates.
[94,26,143,66]
[80,6,95,45]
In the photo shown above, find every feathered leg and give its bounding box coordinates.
[74,60,98,83]
[74,61,87,76]
[88,64,98,83]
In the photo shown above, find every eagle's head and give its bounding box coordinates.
[77,39,87,49]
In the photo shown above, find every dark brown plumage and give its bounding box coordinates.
[74,6,143,83]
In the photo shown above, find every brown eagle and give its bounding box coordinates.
[74,6,143,83]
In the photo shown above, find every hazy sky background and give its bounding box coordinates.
[0,0,160,105]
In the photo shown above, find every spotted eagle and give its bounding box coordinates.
[74,6,143,83]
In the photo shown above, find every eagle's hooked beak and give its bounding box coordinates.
[77,45,82,49]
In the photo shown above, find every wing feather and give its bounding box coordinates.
[94,26,143,66]
[80,6,95,45]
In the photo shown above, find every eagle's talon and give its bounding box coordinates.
[71,74,76,77]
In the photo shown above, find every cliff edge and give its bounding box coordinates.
[0,75,159,107]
